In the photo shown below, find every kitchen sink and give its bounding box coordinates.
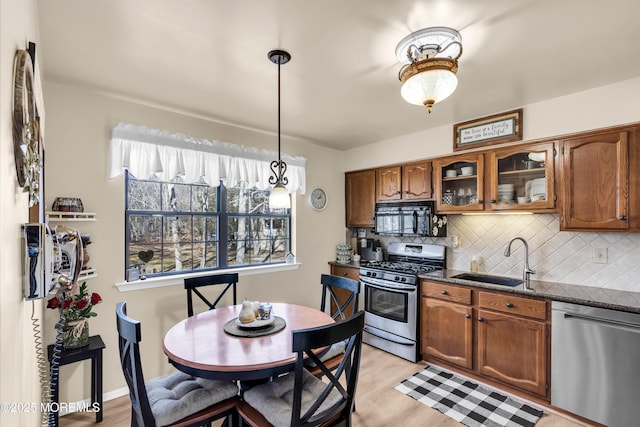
[451,272,524,287]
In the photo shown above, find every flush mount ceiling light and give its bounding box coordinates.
[267,49,291,209]
[396,26,463,113]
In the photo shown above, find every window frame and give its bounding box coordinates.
[124,172,292,281]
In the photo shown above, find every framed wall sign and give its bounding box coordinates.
[453,108,523,151]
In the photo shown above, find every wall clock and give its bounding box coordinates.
[308,187,328,211]
[12,49,41,205]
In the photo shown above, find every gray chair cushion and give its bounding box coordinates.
[243,369,342,427]
[319,339,347,362]
[306,339,347,368]
[146,371,239,427]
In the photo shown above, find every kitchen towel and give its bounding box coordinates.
[394,365,543,427]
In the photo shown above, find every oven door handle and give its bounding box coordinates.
[360,277,416,292]
[363,326,415,346]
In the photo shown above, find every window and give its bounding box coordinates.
[125,172,291,279]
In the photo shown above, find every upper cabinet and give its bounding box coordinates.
[345,169,376,228]
[560,130,629,231]
[434,153,484,213]
[487,142,556,211]
[376,166,401,201]
[376,160,432,202]
[403,161,433,200]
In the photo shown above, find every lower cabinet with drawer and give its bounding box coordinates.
[421,280,551,401]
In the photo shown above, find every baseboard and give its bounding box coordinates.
[57,386,129,417]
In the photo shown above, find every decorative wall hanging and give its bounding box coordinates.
[12,48,42,206]
[453,108,523,151]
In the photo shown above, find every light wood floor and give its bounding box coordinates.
[60,343,594,427]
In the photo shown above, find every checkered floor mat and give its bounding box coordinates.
[394,365,543,427]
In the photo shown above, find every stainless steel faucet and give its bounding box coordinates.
[504,237,535,290]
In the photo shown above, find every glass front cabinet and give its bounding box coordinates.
[434,153,484,212]
[487,142,556,211]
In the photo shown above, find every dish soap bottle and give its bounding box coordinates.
[470,255,478,273]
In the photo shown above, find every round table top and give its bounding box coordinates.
[162,303,334,380]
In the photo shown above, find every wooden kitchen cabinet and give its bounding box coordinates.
[402,161,433,200]
[487,141,557,211]
[329,264,360,317]
[376,160,432,202]
[421,282,473,369]
[476,291,548,397]
[345,169,376,228]
[560,130,629,230]
[421,280,550,400]
[434,153,484,212]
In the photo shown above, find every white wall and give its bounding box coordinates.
[0,0,46,425]
[41,81,347,405]
[345,77,640,170]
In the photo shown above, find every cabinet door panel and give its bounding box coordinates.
[422,298,473,369]
[477,309,547,396]
[345,169,376,227]
[376,166,402,201]
[402,161,432,200]
[561,131,629,230]
[434,154,484,213]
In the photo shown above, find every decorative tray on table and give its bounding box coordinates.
[224,316,286,337]
[234,317,276,329]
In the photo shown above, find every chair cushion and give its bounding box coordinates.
[146,371,238,427]
[319,339,347,362]
[243,369,343,427]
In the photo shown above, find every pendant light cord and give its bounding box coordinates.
[277,58,282,178]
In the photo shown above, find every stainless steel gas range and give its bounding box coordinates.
[359,242,446,362]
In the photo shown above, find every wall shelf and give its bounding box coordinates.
[46,211,97,222]
[79,268,98,281]
[45,211,98,281]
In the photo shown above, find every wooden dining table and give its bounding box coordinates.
[162,302,335,381]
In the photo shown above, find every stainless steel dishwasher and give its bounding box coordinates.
[552,301,640,427]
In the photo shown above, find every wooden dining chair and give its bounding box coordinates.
[116,302,239,427]
[185,273,238,317]
[237,311,365,427]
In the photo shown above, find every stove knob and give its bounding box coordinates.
[400,277,406,282]
[394,276,400,281]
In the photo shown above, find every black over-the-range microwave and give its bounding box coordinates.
[374,201,447,237]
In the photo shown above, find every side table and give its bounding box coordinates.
[47,335,105,426]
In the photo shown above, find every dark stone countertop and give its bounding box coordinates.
[329,261,640,314]
[420,269,640,314]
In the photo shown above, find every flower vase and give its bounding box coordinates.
[62,320,89,349]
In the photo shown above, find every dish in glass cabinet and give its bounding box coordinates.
[235,316,276,329]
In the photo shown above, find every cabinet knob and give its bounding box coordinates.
[620,215,628,220]
[465,314,471,319]
[478,200,483,204]
[490,199,496,204]
[505,302,513,308]
[441,290,448,295]
[343,272,348,276]
[478,317,484,322]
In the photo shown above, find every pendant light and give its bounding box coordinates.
[396,27,463,113]
[267,49,291,209]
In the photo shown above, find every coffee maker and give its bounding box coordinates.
[359,238,381,261]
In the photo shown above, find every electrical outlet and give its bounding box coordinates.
[593,247,608,264]
[451,235,459,248]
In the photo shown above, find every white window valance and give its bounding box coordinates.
[108,122,306,194]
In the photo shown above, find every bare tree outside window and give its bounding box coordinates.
[124,173,290,280]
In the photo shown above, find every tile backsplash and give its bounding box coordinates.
[378,213,640,293]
